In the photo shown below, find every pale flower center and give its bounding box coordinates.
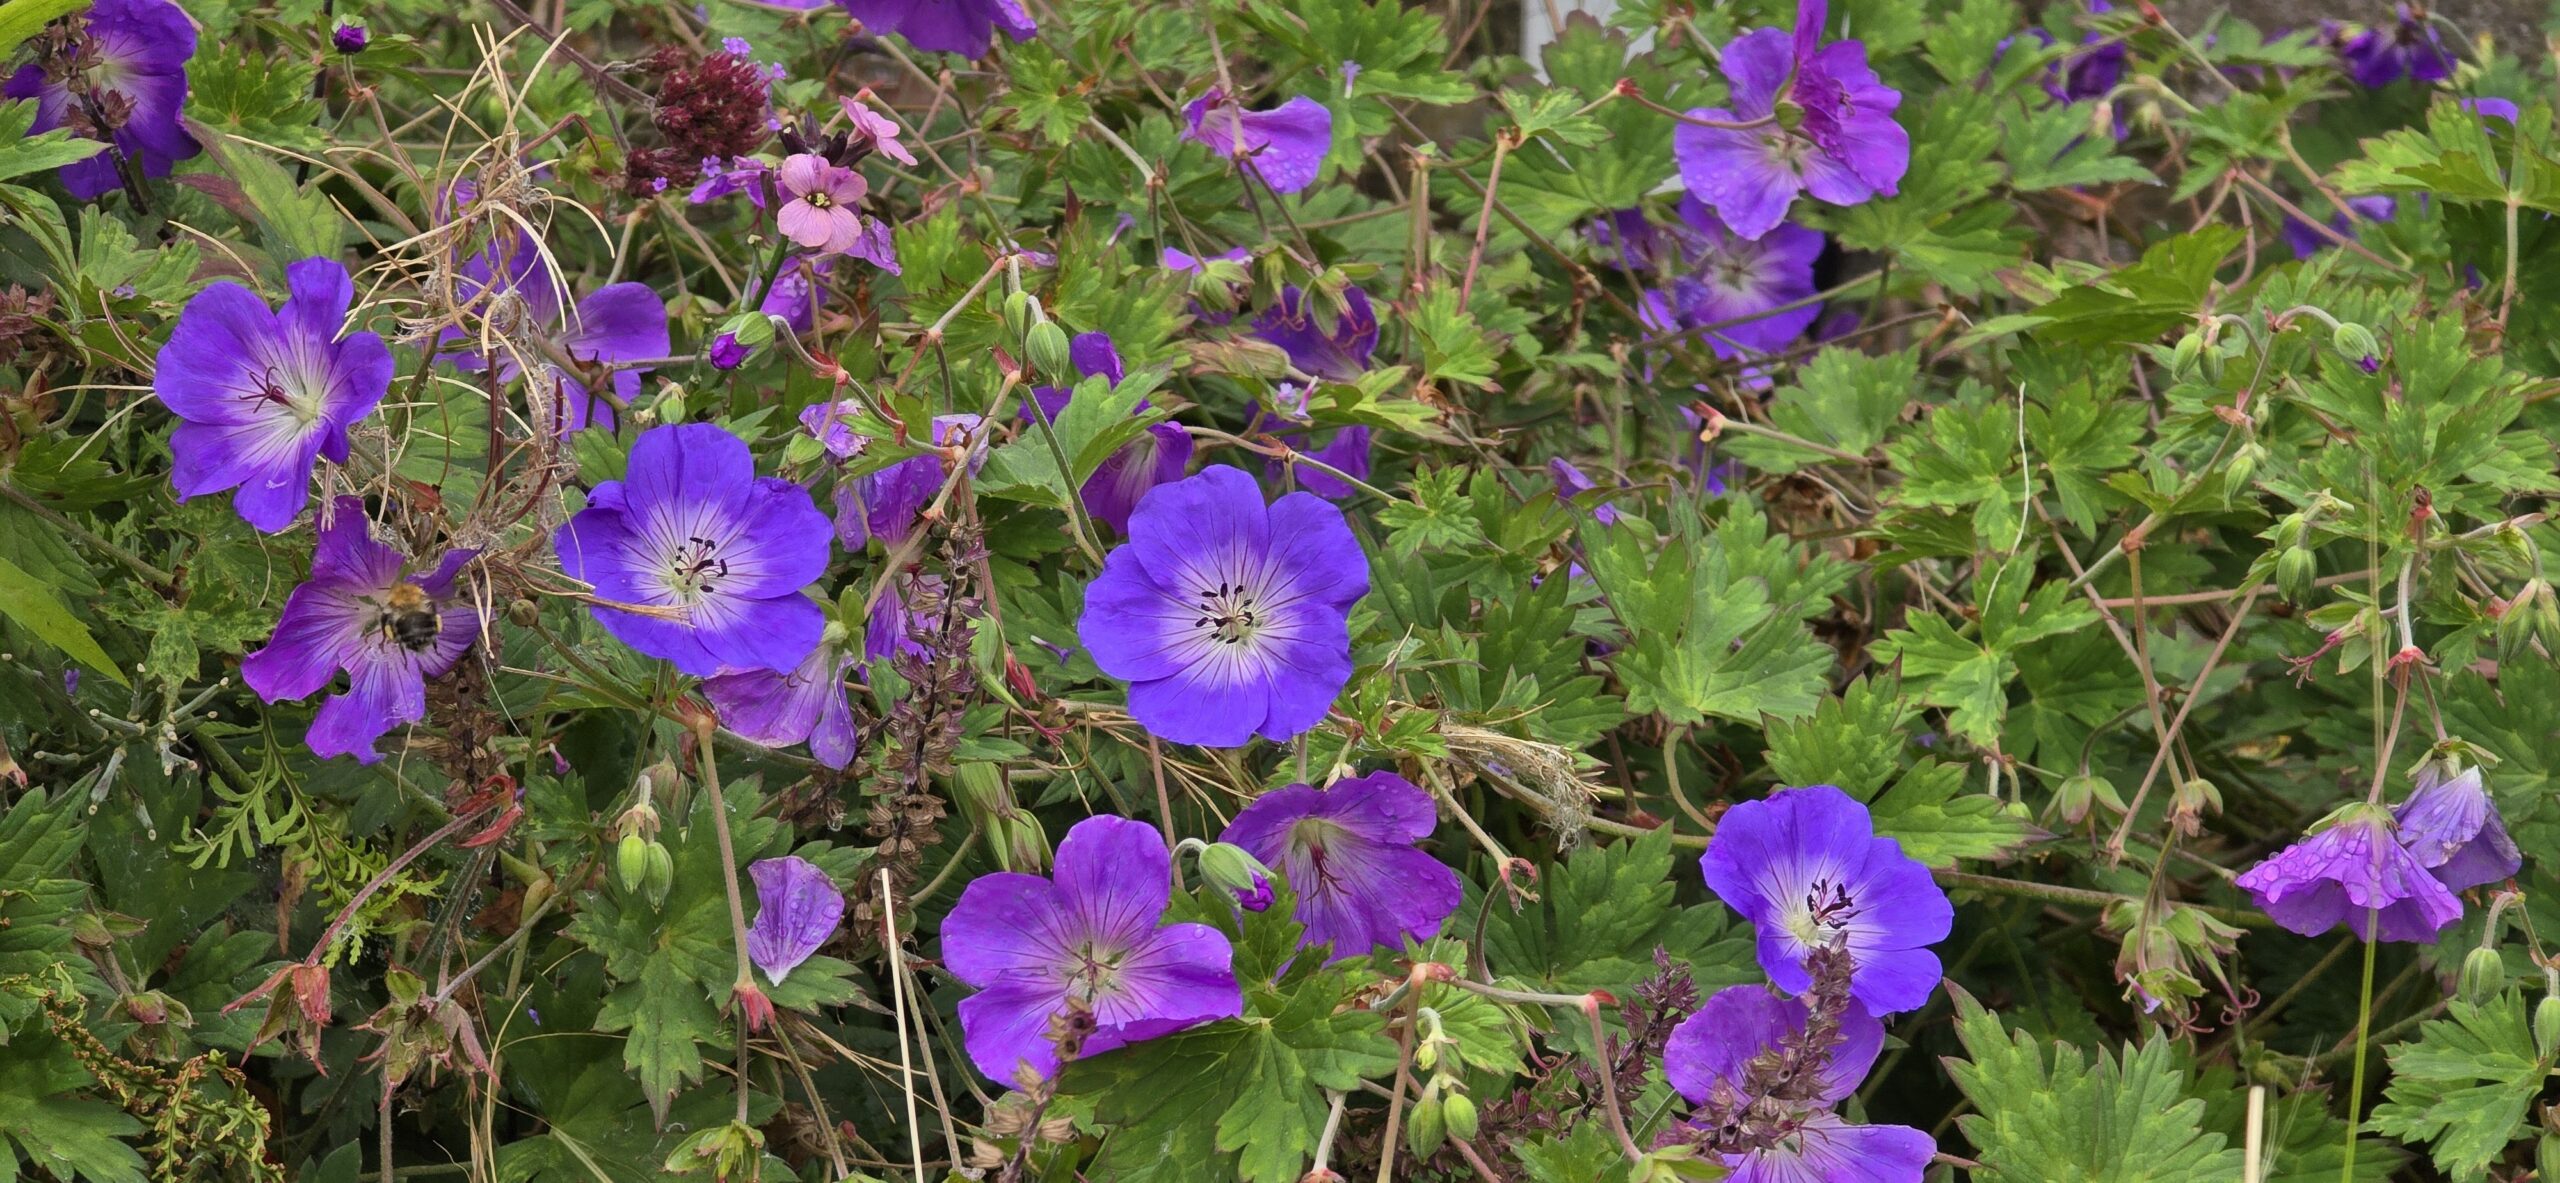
[1784,876,1860,949]
[663,535,732,603]
[1192,579,1265,647]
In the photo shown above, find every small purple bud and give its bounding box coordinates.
[332,22,367,53]
[722,35,752,56]
[1237,873,1274,913]
[2358,354,2381,374]
[709,333,749,370]
[62,669,77,696]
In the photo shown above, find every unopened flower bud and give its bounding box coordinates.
[1443,1091,1479,1141]
[2056,774,2121,825]
[1771,99,1804,131]
[2535,993,2560,1056]
[1002,812,1052,874]
[616,832,652,893]
[1198,842,1275,912]
[332,21,368,53]
[952,762,1008,815]
[2541,1135,2560,1183]
[2276,546,2317,602]
[2330,322,2380,372]
[1025,319,1073,379]
[1405,1088,1447,1159]
[2459,945,2506,1005]
[2168,331,2204,380]
[642,841,675,909]
[506,598,538,626]
[1002,289,1041,340]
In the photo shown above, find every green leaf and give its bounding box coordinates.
[1585,520,1835,727]
[2024,226,2244,346]
[1065,971,1400,1183]
[0,1061,146,1183]
[0,99,105,181]
[1411,284,1501,389]
[0,555,127,687]
[978,371,1169,508]
[1468,827,1752,996]
[1764,677,1911,799]
[1867,759,2040,866]
[2367,990,2550,1179]
[1945,985,2245,1181]
[0,0,85,58]
[1378,467,1488,557]
[995,42,1093,147]
[2006,101,2156,191]
[1827,91,2022,296]
[1725,346,1917,473]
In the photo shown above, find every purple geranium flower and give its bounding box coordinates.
[1164,245,1251,273]
[866,570,944,666]
[1549,458,1621,525]
[552,422,830,677]
[1700,785,1952,1015]
[240,498,479,764]
[704,637,861,768]
[942,815,1242,1084]
[2340,4,2453,88]
[1662,986,1934,1183]
[1674,0,1906,240]
[332,22,368,53]
[839,94,918,165]
[1077,465,1368,747]
[2393,763,2521,893]
[837,0,1034,59]
[155,258,392,533]
[1666,197,1825,356]
[1026,333,1194,533]
[2281,195,2395,260]
[1182,89,1333,195]
[832,414,987,550]
[1252,286,1378,382]
[1279,426,1373,500]
[713,254,831,369]
[5,0,201,200]
[1219,771,1463,958]
[746,856,845,983]
[2467,97,2521,124]
[2235,804,2463,942]
[445,231,670,432]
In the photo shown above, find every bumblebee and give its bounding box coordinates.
[378,583,441,652]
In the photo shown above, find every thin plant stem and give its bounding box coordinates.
[2340,928,2378,1181]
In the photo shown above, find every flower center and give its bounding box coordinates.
[665,535,732,601]
[238,364,323,427]
[1192,580,1264,646]
[1066,940,1129,1000]
[803,191,833,210]
[1786,876,1859,948]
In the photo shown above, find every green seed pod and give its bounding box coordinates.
[1026,319,1073,379]
[2459,945,2506,1006]
[2276,546,2317,602]
[951,762,1008,816]
[2535,994,2560,1056]
[1443,1092,1479,1142]
[616,832,652,894]
[1003,812,1052,874]
[642,841,675,909]
[1405,1089,1447,1160]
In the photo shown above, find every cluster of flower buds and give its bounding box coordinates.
[951,762,1052,873]
[1402,1006,1480,1158]
[1002,288,1075,380]
[612,763,676,908]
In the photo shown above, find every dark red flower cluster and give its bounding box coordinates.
[620,47,770,197]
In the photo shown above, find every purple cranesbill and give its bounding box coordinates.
[1549,458,1620,525]
[712,254,831,370]
[703,635,861,768]
[1699,785,1952,1015]
[1252,285,1379,383]
[2339,4,2453,89]
[1164,245,1251,273]
[1673,0,1906,240]
[5,0,202,200]
[1025,332,1194,534]
[2392,762,2521,893]
[552,422,831,677]
[2234,803,2463,942]
[1999,1,2125,104]
[1183,89,1333,195]
[1667,198,1825,356]
[155,257,392,533]
[1077,465,1369,748]
[831,414,986,551]
[1274,426,1372,501]
[865,570,945,667]
[839,93,918,165]
[1661,985,1933,1183]
[745,856,845,984]
[837,0,1034,59]
[444,230,670,432]
[2281,195,2395,260]
[1218,771,1463,959]
[240,498,479,764]
[942,815,1242,1085]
